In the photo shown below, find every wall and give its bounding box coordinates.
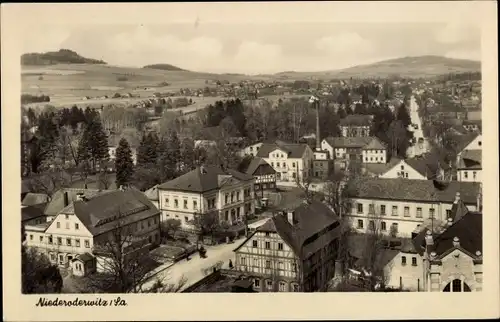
[341,126,370,137]
[238,143,263,158]
[386,252,425,291]
[457,169,482,182]
[362,149,387,164]
[429,249,482,292]
[320,140,334,160]
[380,160,427,180]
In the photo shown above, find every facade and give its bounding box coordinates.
[256,141,314,184]
[238,142,264,158]
[457,150,481,182]
[378,158,432,180]
[22,204,48,227]
[233,200,341,292]
[24,187,161,274]
[157,165,255,229]
[344,178,481,238]
[312,150,330,179]
[339,114,373,137]
[237,156,277,196]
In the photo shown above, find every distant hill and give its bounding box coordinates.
[21,49,107,66]
[273,55,481,79]
[143,64,186,71]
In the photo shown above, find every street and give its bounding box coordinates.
[140,235,247,292]
[406,95,429,157]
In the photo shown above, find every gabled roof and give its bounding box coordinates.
[256,141,309,159]
[144,185,159,201]
[361,137,386,150]
[21,203,47,222]
[405,157,434,178]
[323,136,374,149]
[345,178,480,204]
[433,212,482,259]
[22,193,50,206]
[238,156,275,176]
[457,150,482,170]
[364,157,402,176]
[44,188,104,217]
[74,252,95,263]
[456,133,481,153]
[158,165,254,193]
[339,114,373,126]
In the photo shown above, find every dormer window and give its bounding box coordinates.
[401,165,404,170]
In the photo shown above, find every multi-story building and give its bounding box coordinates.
[24,187,161,275]
[344,178,481,237]
[256,141,314,184]
[321,136,386,171]
[237,156,277,196]
[238,142,264,158]
[339,114,373,137]
[157,165,255,229]
[312,149,331,180]
[455,133,482,182]
[233,200,341,292]
[366,157,437,180]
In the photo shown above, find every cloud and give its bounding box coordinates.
[445,49,481,61]
[22,26,71,53]
[315,32,374,55]
[434,22,479,45]
[233,41,283,73]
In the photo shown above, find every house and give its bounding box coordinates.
[238,142,264,158]
[43,188,104,220]
[22,192,50,207]
[157,165,255,229]
[376,157,435,180]
[237,156,277,196]
[414,211,482,292]
[456,133,482,172]
[462,120,481,132]
[144,185,160,209]
[256,141,314,184]
[22,203,48,227]
[312,149,331,180]
[457,150,481,182]
[24,187,161,274]
[339,114,373,137]
[344,178,481,237]
[233,200,341,292]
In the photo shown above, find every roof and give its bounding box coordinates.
[74,252,95,263]
[255,200,340,258]
[345,178,480,204]
[256,141,309,159]
[237,156,275,176]
[158,165,254,193]
[364,158,402,175]
[70,188,160,236]
[323,136,375,149]
[44,188,104,216]
[457,150,482,170]
[433,212,482,258]
[339,114,373,126]
[449,199,470,222]
[361,137,386,150]
[22,193,50,206]
[144,185,159,201]
[405,157,434,178]
[456,133,480,153]
[21,204,47,222]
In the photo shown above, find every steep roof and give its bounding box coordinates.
[323,136,374,149]
[21,203,47,222]
[44,188,105,217]
[70,188,160,236]
[22,193,50,206]
[158,165,254,193]
[456,133,480,153]
[361,137,386,150]
[238,156,275,176]
[457,150,482,170]
[433,212,482,258]
[364,157,402,175]
[339,114,373,126]
[345,178,480,204]
[144,185,159,201]
[256,141,309,159]
[405,157,434,178]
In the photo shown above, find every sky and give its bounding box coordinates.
[17,2,482,75]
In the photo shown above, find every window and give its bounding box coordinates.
[416,207,423,218]
[404,206,410,217]
[183,200,188,209]
[278,243,284,250]
[292,284,299,292]
[369,204,375,214]
[392,206,398,216]
[65,222,69,229]
[252,240,258,248]
[405,173,408,178]
[57,237,62,245]
[266,280,273,288]
[381,205,386,215]
[412,257,417,266]
[278,262,284,270]
[241,257,246,266]
[357,203,363,214]
[401,256,407,266]
[76,239,80,247]
[224,211,229,221]
[265,260,271,268]
[265,241,271,249]
[265,232,270,237]
[282,162,286,168]
[357,219,364,229]
[464,171,468,179]
[65,214,69,219]
[165,198,169,205]
[279,281,286,292]
[392,223,399,233]
[184,216,189,222]
[236,192,240,201]
[56,222,60,228]
[452,279,462,292]
[231,192,234,203]
[473,171,477,180]
[292,162,296,168]
[292,263,297,272]
[381,221,387,231]
[271,162,274,167]
[478,141,482,146]
[50,253,56,261]
[141,222,145,229]
[429,208,435,218]
[446,209,452,217]
[401,165,405,170]
[292,172,296,179]
[368,220,375,231]
[48,236,53,244]
[39,236,43,242]
[84,240,90,248]
[66,238,72,246]
[254,279,260,288]
[254,258,259,266]
[174,199,179,208]
[75,223,79,230]
[29,234,33,240]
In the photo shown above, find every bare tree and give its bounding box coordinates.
[192,211,222,245]
[161,218,182,239]
[295,169,314,201]
[26,170,72,199]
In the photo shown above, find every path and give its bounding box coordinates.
[406,95,430,157]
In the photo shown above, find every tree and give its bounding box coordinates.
[387,120,412,159]
[22,246,63,294]
[193,211,221,245]
[136,132,159,167]
[78,117,109,171]
[180,138,196,172]
[115,138,134,187]
[162,218,182,239]
[395,102,412,128]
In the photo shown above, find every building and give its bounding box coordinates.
[256,141,314,184]
[312,149,331,179]
[144,185,160,209]
[22,204,48,227]
[344,178,481,237]
[237,156,277,196]
[371,157,436,180]
[339,114,373,137]
[233,200,341,292]
[414,211,482,292]
[457,150,482,182]
[238,142,264,158]
[321,136,386,171]
[24,187,161,273]
[22,192,50,207]
[157,165,255,229]
[462,120,481,132]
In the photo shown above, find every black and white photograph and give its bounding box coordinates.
[2,1,499,320]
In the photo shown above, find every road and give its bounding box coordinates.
[406,95,429,157]
[140,236,247,291]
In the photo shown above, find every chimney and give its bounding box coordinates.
[447,217,453,226]
[287,210,295,225]
[76,192,84,202]
[454,192,461,204]
[475,250,482,258]
[452,236,460,248]
[200,165,206,175]
[63,191,69,207]
[424,230,434,246]
[430,251,437,260]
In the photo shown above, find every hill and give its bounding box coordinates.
[21,49,107,66]
[143,64,186,71]
[273,56,481,79]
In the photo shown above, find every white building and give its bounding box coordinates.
[238,142,264,158]
[456,133,482,183]
[157,165,255,229]
[344,178,481,238]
